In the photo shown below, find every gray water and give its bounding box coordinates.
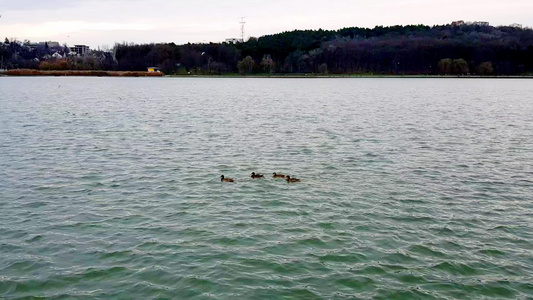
[0,77,532,299]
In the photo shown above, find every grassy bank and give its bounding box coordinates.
[166,73,533,79]
[1,69,165,77]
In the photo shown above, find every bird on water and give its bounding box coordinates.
[273,173,286,178]
[220,175,234,182]
[251,172,264,178]
[286,175,301,182]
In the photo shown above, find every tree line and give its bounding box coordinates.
[2,24,533,75]
[0,39,116,71]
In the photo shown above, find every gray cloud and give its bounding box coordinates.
[0,0,84,11]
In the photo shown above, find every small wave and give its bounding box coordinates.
[0,243,22,253]
[477,249,506,257]
[382,252,419,264]
[260,200,289,207]
[396,274,430,285]
[432,261,482,276]
[22,201,48,208]
[318,222,335,230]
[26,235,43,243]
[80,266,130,280]
[489,225,522,234]
[389,215,433,223]
[134,241,182,253]
[408,244,448,258]
[297,237,328,248]
[4,259,51,272]
[430,226,456,236]
[375,288,437,299]
[352,265,387,275]
[318,253,367,263]
[135,267,176,288]
[335,277,375,289]
[99,250,135,260]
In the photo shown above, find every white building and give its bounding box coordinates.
[472,21,490,26]
[225,38,243,44]
[69,45,90,56]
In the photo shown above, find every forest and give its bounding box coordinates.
[2,24,533,75]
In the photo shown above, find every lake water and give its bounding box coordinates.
[0,77,532,299]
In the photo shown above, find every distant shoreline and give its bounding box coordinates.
[0,69,164,77]
[1,70,531,79]
[166,74,533,79]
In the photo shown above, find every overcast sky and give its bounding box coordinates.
[1,0,532,47]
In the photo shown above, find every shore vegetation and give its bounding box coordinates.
[1,24,532,76]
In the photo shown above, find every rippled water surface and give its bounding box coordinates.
[1,77,532,299]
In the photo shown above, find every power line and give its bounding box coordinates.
[240,17,246,42]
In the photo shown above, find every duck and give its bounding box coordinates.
[220,175,234,182]
[251,172,264,179]
[286,175,301,183]
[273,173,286,178]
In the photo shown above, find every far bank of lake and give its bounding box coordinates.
[2,69,532,79]
[166,74,533,79]
[0,69,164,77]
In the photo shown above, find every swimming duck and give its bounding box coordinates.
[273,173,286,178]
[286,175,301,183]
[220,175,234,182]
[251,172,264,178]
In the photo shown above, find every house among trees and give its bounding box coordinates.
[225,38,242,44]
[472,21,490,26]
[452,21,489,27]
[45,42,60,48]
[26,41,60,51]
[52,52,63,59]
[451,20,465,27]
